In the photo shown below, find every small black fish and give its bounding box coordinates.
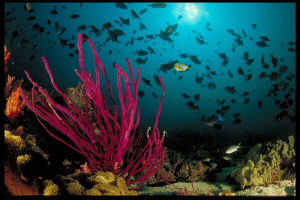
[245,74,252,81]
[120,17,129,26]
[178,76,183,80]
[238,66,244,76]
[102,22,112,29]
[185,101,199,112]
[141,77,152,86]
[255,41,268,48]
[270,54,278,68]
[242,92,249,97]
[152,92,158,99]
[276,110,288,121]
[243,98,250,104]
[194,94,200,102]
[232,113,241,119]
[68,53,74,58]
[260,36,271,42]
[50,8,58,16]
[228,70,233,78]
[224,86,236,94]
[57,37,67,47]
[27,16,35,21]
[138,91,145,97]
[251,23,257,30]
[257,101,263,109]
[288,47,295,52]
[59,27,66,36]
[181,93,190,99]
[115,3,128,9]
[47,18,51,26]
[139,8,147,15]
[230,99,236,104]
[77,24,86,30]
[178,15,182,20]
[70,14,80,19]
[258,72,267,79]
[130,9,140,19]
[232,118,242,124]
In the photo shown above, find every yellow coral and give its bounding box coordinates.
[43,179,59,195]
[4,130,26,153]
[16,154,31,166]
[66,181,85,195]
[93,183,120,195]
[85,188,102,196]
[116,177,129,195]
[88,171,115,184]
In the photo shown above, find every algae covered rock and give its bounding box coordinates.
[231,135,295,189]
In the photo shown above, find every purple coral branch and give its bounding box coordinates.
[20,33,166,189]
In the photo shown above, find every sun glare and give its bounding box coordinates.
[174,3,207,25]
[185,3,198,19]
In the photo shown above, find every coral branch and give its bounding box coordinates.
[20,33,166,190]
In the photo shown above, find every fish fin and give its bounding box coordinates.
[218,114,224,121]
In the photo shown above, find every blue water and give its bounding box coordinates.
[5,3,295,146]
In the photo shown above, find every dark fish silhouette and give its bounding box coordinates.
[147,46,155,54]
[139,8,147,15]
[185,101,199,112]
[138,91,145,97]
[207,82,217,90]
[260,36,271,41]
[69,14,80,19]
[243,98,250,104]
[152,92,158,99]
[120,17,129,26]
[115,3,128,9]
[194,94,200,102]
[148,3,167,8]
[139,22,147,31]
[195,76,204,85]
[137,49,148,56]
[224,86,236,94]
[190,55,201,65]
[257,101,263,109]
[159,60,178,74]
[255,41,268,48]
[181,93,190,99]
[141,77,151,86]
[130,9,140,19]
[238,66,244,75]
[134,57,148,65]
[270,54,278,68]
[251,24,257,30]
[242,92,249,97]
[57,37,67,47]
[179,53,189,58]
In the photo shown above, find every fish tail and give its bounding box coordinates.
[218,114,224,121]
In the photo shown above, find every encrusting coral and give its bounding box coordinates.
[5,130,26,153]
[61,171,137,195]
[231,135,296,189]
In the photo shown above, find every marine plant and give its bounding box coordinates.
[19,33,166,190]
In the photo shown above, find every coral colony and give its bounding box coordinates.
[20,33,166,189]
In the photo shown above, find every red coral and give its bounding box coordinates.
[5,87,24,122]
[75,162,92,174]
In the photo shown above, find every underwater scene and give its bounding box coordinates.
[4,2,295,196]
